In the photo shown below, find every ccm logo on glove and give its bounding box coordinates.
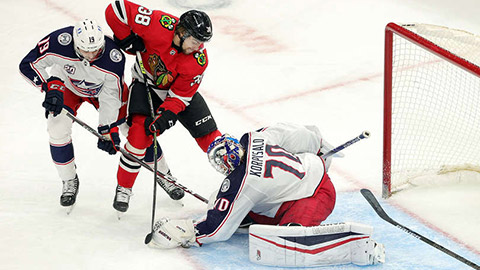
[42,76,66,118]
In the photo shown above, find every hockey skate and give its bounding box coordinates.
[156,171,185,201]
[113,185,133,215]
[60,175,79,214]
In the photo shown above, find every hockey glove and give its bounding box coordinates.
[149,218,198,249]
[144,109,177,136]
[114,31,145,54]
[97,125,120,155]
[42,76,66,118]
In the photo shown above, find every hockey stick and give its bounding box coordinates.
[63,109,209,204]
[136,51,161,245]
[361,189,480,270]
[320,131,370,159]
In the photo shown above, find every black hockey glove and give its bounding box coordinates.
[97,125,121,155]
[144,109,177,136]
[42,76,66,118]
[114,31,145,54]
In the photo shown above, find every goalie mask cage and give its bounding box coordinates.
[383,23,480,198]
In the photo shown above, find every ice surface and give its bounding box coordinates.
[1,0,479,269]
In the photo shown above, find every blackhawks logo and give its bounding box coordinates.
[159,15,176,30]
[148,54,173,87]
[194,52,207,66]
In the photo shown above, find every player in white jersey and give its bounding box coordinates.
[146,123,385,266]
[19,19,128,210]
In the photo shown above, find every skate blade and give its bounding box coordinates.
[65,204,76,215]
[174,199,184,207]
[116,211,125,220]
[168,198,184,208]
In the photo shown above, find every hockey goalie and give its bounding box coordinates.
[148,123,385,267]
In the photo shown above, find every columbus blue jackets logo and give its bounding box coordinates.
[69,78,104,96]
[159,15,176,30]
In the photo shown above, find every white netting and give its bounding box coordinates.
[389,23,480,193]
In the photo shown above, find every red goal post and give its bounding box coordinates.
[383,23,480,198]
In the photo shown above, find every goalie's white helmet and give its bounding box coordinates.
[73,19,105,60]
[207,134,245,175]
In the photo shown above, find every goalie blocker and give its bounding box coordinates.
[249,222,385,267]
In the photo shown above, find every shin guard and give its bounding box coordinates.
[47,113,76,180]
[117,142,145,188]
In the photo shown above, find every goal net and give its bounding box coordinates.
[383,23,480,198]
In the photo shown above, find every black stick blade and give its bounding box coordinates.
[360,189,480,269]
[144,232,153,245]
[360,189,395,224]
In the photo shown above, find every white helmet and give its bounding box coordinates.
[73,19,105,59]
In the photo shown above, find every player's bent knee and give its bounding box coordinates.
[47,113,73,143]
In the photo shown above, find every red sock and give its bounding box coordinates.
[196,130,222,152]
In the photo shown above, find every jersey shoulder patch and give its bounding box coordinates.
[39,26,76,58]
[57,32,73,46]
[109,48,123,63]
[104,37,125,64]
[158,13,178,31]
[193,50,208,67]
[91,37,125,77]
[178,48,208,73]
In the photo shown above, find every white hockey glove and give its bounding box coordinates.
[149,218,198,249]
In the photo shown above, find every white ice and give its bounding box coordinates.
[1,0,479,269]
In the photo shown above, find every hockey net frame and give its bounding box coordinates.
[383,22,480,198]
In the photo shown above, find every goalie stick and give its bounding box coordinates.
[320,131,370,159]
[361,189,480,270]
[63,109,209,204]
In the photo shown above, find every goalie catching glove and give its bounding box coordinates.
[149,218,198,249]
[144,109,177,136]
[42,76,66,118]
[97,125,120,155]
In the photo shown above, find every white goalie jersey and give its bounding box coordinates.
[195,123,331,245]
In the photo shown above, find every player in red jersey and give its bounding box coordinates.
[105,0,221,212]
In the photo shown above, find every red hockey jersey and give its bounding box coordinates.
[105,0,209,114]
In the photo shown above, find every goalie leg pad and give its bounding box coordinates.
[351,238,385,265]
[249,222,384,267]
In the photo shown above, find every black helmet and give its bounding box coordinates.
[178,10,212,42]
